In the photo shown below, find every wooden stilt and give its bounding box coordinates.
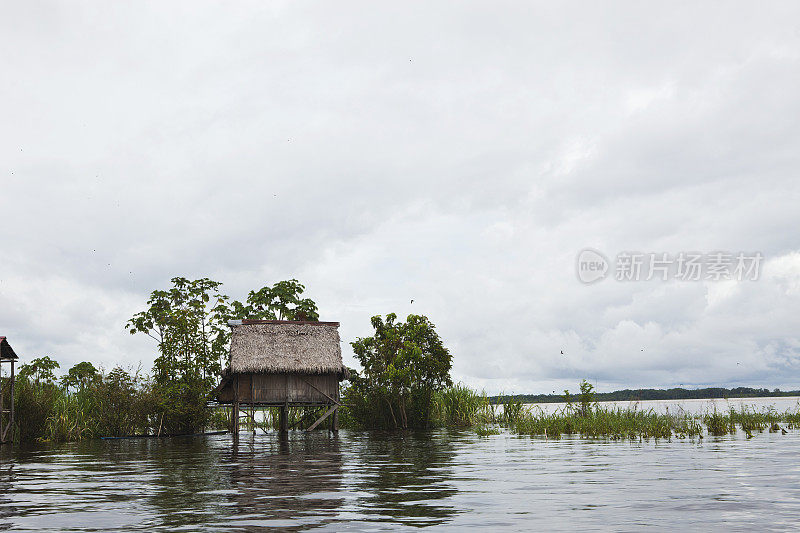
[332,405,339,434]
[279,404,288,434]
[250,378,256,433]
[232,375,240,440]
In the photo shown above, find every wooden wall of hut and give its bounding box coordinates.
[218,373,339,405]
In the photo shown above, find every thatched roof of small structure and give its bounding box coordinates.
[228,320,343,374]
[0,336,18,361]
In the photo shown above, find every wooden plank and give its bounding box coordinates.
[299,376,340,405]
[307,405,338,431]
[290,409,319,430]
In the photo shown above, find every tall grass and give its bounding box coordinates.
[18,371,800,443]
[497,395,524,428]
[512,405,699,439]
[45,394,96,442]
[345,382,800,441]
[510,400,800,440]
[431,384,493,428]
[9,366,197,443]
[703,405,794,436]
[13,378,64,442]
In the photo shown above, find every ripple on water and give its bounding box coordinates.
[1,427,800,531]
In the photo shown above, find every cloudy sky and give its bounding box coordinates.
[2,2,799,394]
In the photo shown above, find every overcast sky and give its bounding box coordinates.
[2,2,799,394]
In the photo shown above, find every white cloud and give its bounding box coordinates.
[1,2,799,393]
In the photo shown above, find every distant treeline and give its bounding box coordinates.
[490,387,800,405]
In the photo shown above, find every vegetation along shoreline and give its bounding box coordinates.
[2,277,798,445]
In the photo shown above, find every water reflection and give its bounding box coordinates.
[347,431,458,527]
[0,462,16,531]
[145,438,235,530]
[3,419,800,531]
[223,434,345,531]
[0,431,460,531]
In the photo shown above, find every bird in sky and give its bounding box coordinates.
[410,299,414,304]
[560,350,564,355]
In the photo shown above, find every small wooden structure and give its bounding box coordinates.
[214,320,347,434]
[0,336,18,444]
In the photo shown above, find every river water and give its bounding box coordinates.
[2,397,800,531]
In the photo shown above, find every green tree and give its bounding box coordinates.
[126,277,231,432]
[345,313,452,429]
[126,277,320,433]
[18,356,60,387]
[225,279,319,322]
[126,277,230,386]
[61,361,99,392]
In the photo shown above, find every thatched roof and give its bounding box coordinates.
[228,320,343,374]
[0,337,17,361]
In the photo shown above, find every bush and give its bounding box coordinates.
[344,313,453,429]
[153,378,210,434]
[14,378,62,442]
[91,367,157,437]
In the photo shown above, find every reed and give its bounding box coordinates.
[12,365,190,442]
[475,424,500,436]
[509,400,800,440]
[496,394,524,428]
[45,393,97,442]
[702,405,794,435]
[431,384,493,428]
[513,405,703,440]
[703,408,735,436]
[782,404,800,427]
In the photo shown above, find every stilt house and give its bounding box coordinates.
[0,336,18,444]
[215,320,347,433]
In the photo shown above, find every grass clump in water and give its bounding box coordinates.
[702,405,795,436]
[499,397,525,428]
[510,380,705,440]
[432,383,493,428]
[475,424,500,437]
[782,403,800,428]
[703,408,735,436]
[513,405,695,440]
